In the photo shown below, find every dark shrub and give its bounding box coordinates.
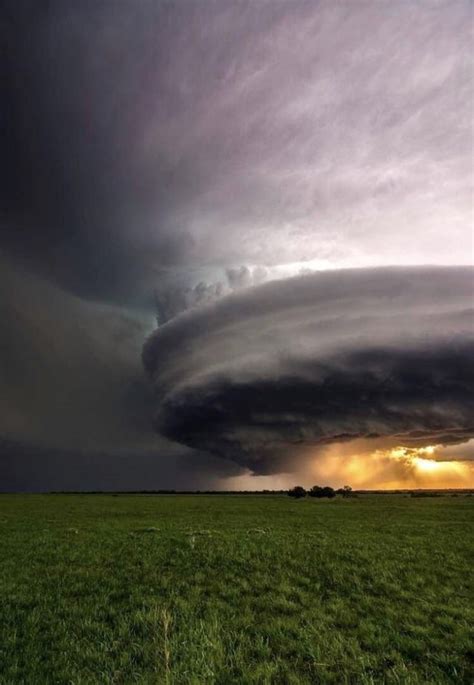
[288,486,307,498]
[309,485,336,498]
[336,485,354,497]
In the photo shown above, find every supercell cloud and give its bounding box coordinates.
[144,267,474,474]
[2,1,473,489]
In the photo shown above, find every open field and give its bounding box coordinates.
[0,495,472,684]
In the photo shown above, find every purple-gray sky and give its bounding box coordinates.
[1,0,473,490]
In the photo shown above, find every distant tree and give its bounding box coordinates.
[309,485,336,498]
[336,485,353,498]
[288,486,307,499]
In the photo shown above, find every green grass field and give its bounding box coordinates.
[0,495,472,684]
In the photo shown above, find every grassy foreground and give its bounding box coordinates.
[0,495,472,684]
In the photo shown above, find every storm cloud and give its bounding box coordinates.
[0,255,238,491]
[144,267,474,473]
[3,0,472,306]
[2,1,472,489]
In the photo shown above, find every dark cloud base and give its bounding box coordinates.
[0,437,239,493]
[156,343,474,472]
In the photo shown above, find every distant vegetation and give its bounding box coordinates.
[309,485,336,498]
[0,493,472,683]
[288,484,355,498]
[43,487,474,496]
[288,485,307,498]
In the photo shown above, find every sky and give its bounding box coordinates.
[1,0,473,491]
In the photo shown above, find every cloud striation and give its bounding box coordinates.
[144,267,474,473]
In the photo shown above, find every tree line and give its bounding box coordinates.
[288,485,355,498]
[46,486,356,496]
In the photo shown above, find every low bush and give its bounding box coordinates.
[288,486,306,498]
[309,485,336,498]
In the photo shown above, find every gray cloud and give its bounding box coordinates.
[0,255,239,490]
[154,265,270,324]
[0,254,152,450]
[3,0,472,306]
[0,437,241,494]
[154,280,226,326]
[144,267,474,473]
[431,440,474,462]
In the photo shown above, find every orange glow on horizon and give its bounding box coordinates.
[222,441,473,491]
[305,441,474,491]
